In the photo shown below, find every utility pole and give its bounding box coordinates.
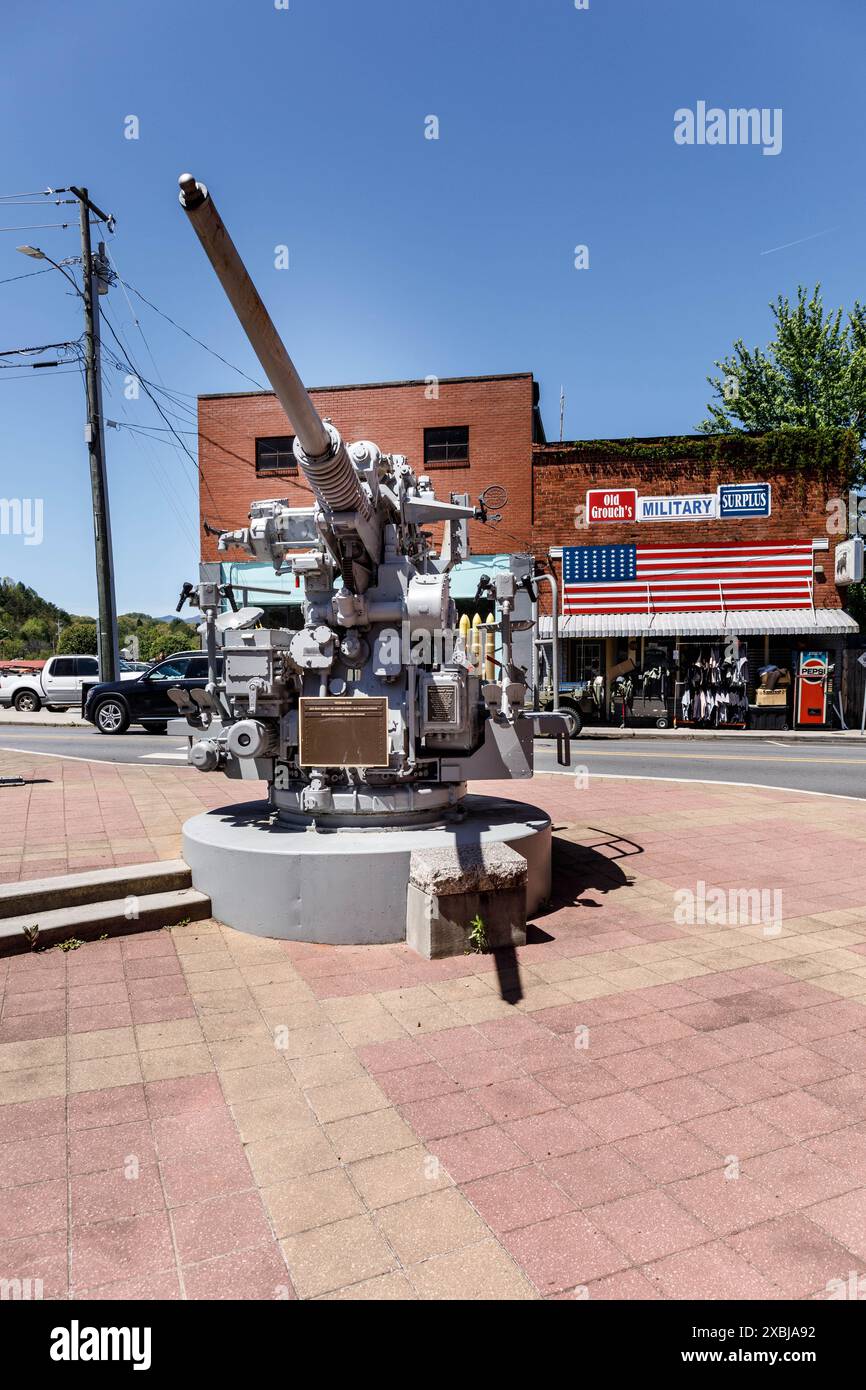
[71,186,118,682]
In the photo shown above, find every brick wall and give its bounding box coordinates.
[531,446,846,614]
[198,374,537,563]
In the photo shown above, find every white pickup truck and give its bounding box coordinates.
[0,655,138,713]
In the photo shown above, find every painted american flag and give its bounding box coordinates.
[562,542,814,615]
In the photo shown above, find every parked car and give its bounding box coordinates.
[83,650,220,734]
[0,655,138,713]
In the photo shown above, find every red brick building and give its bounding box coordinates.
[197,374,858,729]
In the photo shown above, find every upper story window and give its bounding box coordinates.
[424,426,470,468]
[255,435,296,474]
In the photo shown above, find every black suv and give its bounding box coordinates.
[83,651,221,735]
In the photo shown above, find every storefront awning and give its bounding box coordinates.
[538,609,860,638]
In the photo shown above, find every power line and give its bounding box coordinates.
[0,267,54,286]
[117,276,268,390]
[0,222,75,233]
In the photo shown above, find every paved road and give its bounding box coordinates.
[534,736,866,798]
[2,725,866,798]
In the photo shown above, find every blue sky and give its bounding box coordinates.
[0,0,863,616]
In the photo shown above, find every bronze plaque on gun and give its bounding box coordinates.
[298,696,390,768]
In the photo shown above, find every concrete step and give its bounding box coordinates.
[0,859,191,919]
[0,887,211,956]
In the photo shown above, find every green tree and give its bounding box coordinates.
[137,620,196,662]
[699,285,866,459]
[56,621,98,655]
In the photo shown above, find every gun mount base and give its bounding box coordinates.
[271,780,465,828]
[181,795,551,945]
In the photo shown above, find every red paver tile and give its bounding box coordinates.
[0,1131,66,1189]
[807,1123,866,1178]
[377,1062,457,1104]
[643,1239,783,1300]
[71,1164,166,1224]
[0,1095,66,1141]
[0,1177,67,1239]
[77,1270,182,1300]
[705,1021,788,1059]
[400,1092,490,1140]
[589,1188,711,1263]
[159,1144,252,1208]
[615,1125,721,1184]
[68,1084,148,1131]
[144,1072,224,1118]
[728,1214,856,1299]
[472,1077,560,1124]
[420,1026,492,1060]
[621,1013,696,1047]
[601,1047,681,1088]
[637,1076,729,1122]
[754,1090,846,1142]
[3,987,65,1016]
[171,1189,274,1264]
[71,1211,175,1290]
[572,1091,669,1142]
[68,980,129,1009]
[502,1211,628,1294]
[131,996,197,1025]
[429,1125,527,1183]
[686,1105,788,1159]
[463,1166,574,1233]
[502,1107,601,1160]
[439,1050,526,1087]
[807,1190,866,1263]
[666,1170,789,1236]
[182,1240,293,1300]
[806,1073,866,1120]
[0,1009,67,1043]
[534,1061,623,1105]
[69,1003,133,1034]
[0,1228,68,1298]
[355,1039,429,1074]
[699,1058,792,1104]
[124,955,185,982]
[543,1144,650,1207]
[584,1268,663,1299]
[747,1144,857,1209]
[151,1105,239,1161]
[68,1120,156,1176]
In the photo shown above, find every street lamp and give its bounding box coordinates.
[15,223,118,681]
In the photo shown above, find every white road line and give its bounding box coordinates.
[539,769,866,803]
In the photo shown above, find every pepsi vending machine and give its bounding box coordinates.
[795,651,829,727]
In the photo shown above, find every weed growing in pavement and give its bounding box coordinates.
[21,923,39,951]
[467,914,489,954]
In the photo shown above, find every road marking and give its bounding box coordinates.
[540,770,866,803]
[0,744,183,769]
[139,750,187,761]
[573,748,862,767]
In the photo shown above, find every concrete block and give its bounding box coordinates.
[406,843,528,960]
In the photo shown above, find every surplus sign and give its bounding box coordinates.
[584,483,772,524]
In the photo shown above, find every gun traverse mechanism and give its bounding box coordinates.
[176,173,568,824]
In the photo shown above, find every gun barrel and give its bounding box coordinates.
[177,173,330,459]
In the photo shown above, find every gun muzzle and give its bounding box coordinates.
[177,173,330,459]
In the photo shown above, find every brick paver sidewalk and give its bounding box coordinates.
[2,752,866,1299]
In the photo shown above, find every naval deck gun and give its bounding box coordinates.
[174,173,568,941]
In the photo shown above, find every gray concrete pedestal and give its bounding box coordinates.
[182,794,551,945]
